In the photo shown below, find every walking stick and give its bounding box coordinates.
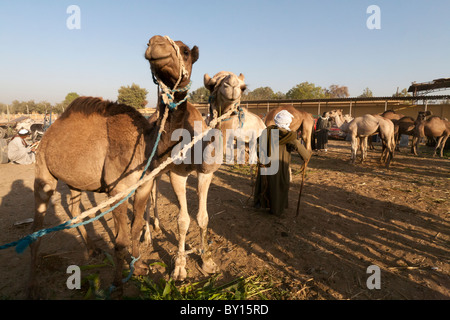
[296,159,309,217]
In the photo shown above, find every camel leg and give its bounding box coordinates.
[169,171,190,281]
[68,189,98,256]
[153,176,161,232]
[197,172,219,275]
[28,177,57,299]
[130,179,153,275]
[301,126,312,151]
[412,136,419,155]
[433,136,444,157]
[360,137,368,163]
[350,135,358,164]
[439,135,449,157]
[109,193,131,289]
[144,175,160,245]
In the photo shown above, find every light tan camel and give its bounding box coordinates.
[413,112,450,157]
[30,35,198,298]
[146,39,225,281]
[328,109,395,167]
[204,71,265,163]
[264,105,314,151]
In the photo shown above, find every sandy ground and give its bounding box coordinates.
[0,139,449,300]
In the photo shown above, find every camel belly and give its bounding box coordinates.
[40,115,108,192]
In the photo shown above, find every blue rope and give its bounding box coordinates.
[0,78,194,253]
[0,102,175,253]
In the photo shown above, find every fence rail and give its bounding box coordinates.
[192,95,450,119]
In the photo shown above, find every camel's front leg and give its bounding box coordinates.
[197,172,219,275]
[69,189,98,257]
[130,178,153,275]
[433,136,444,157]
[169,172,190,281]
[350,135,358,163]
[360,137,368,163]
[439,135,449,157]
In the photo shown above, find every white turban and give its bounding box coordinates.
[274,110,294,131]
[18,129,30,135]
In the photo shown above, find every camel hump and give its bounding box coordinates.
[59,96,144,121]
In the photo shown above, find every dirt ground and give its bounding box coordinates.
[0,139,449,300]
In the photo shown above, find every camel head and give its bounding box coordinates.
[204,71,246,115]
[417,110,432,122]
[145,35,199,90]
[328,109,343,120]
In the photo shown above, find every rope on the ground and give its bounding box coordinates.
[0,106,238,253]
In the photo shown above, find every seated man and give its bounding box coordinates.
[8,129,36,164]
[254,110,312,216]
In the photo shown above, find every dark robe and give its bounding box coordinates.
[315,116,330,150]
[253,125,310,216]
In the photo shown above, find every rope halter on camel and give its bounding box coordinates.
[150,35,191,111]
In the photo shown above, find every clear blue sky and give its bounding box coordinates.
[1,0,449,107]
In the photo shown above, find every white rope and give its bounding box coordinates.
[70,105,237,225]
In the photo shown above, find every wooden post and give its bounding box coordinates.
[318,101,321,116]
[424,100,428,112]
[384,100,388,111]
[349,101,352,117]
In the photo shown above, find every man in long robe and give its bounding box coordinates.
[253,110,311,216]
[8,129,36,164]
[315,112,331,151]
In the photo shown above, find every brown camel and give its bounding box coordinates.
[30,35,198,298]
[264,105,314,151]
[381,109,405,121]
[413,112,450,157]
[393,116,415,150]
[146,39,226,281]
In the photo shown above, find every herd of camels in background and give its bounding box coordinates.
[24,35,449,298]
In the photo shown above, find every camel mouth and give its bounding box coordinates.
[147,53,171,62]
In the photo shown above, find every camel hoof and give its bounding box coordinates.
[172,254,187,281]
[201,258,219,274]
[172,266,187,281]
[153,221,161,233]
[134,262,149,276]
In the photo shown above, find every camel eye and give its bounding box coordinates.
[183,48,189,57]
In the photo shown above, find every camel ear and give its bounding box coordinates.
[238,73,247,91]
[203,73,215,92]
[191,46,199,64]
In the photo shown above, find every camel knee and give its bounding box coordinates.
[177,213,190,235]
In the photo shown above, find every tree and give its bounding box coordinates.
[117,83,149,109]
[243,87,275,101]
[359,87,373,98]
[188,87,210,103]
[326,84,350,98]
[392,88,411,97]
[64,92,80,105]
[286,82,326,100]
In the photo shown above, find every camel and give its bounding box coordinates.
[413,112,450,157]
[30,35,199,298]
[203,71,266,163]
[145,38,231,281]
[380,109,405,121]
[328,109,395,167]
[264,105,314,151]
